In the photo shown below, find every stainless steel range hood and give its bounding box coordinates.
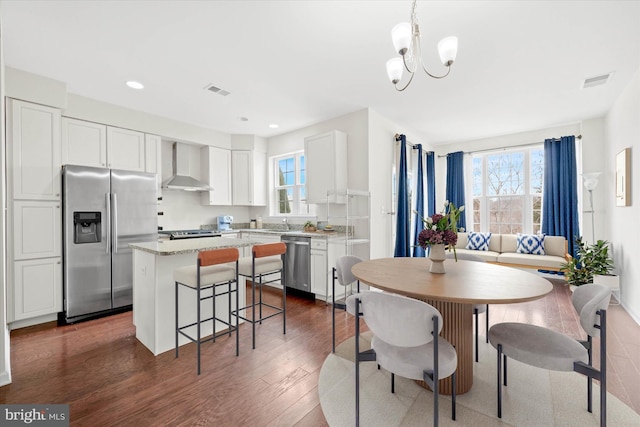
[163,142,211,191]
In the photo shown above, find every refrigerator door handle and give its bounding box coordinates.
[112,193,118,254]
[106,193,111,254]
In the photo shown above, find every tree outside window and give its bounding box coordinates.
[471,147,543,233]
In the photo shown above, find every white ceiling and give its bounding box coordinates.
[2,1,639,145]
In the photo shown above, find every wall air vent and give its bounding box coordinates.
[582,72,614,89]
[204,84,231,96]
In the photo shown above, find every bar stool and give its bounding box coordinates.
[236,242,287,349]
[174,247,239,375]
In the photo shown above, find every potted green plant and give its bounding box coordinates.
[303,221,317,232]
[562,237,614,288]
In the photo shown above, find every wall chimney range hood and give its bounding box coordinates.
[163,142,211,191]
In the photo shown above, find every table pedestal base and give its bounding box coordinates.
[416,300,473,395]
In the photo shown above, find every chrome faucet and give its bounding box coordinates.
[282,217,290,230]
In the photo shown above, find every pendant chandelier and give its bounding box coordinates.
[386,0,458,91]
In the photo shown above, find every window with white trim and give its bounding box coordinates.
[272,152,315,216]
[470,147,544,234]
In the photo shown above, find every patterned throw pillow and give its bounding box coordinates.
[466,232,492,251]
[516,233,546,255]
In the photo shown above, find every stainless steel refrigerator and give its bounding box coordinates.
[62,165,157,323]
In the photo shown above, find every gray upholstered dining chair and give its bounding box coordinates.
[488,284,611,426]
[331,255,362,353]
[446,251,487,362]
[347,291,457,427]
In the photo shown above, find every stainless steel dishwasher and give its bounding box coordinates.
[281,235,311,293]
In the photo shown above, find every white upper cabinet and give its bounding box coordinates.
[304,130,347,204]
[106,126,146,171]
[61,118,107,168]
[201,146,232,206]
[9,99,61,200]
[61,118,152,174]
[232,150,266,206]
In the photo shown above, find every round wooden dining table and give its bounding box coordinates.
[351,257,553,394]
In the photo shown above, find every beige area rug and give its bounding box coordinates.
[318,332,640,426]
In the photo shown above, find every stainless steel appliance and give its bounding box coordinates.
[281,235,311,293]
[217,215,233,231]
[159,229,221,240]
[62,165,157,323]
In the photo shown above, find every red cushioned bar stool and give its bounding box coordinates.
[236,242,287,350]
[174,247,239,375]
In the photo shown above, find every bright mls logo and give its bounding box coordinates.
[1,405,69,426]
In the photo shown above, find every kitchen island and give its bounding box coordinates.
[129,237,257,355]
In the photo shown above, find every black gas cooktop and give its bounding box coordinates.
[158,229,221,240]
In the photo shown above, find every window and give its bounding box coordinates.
[273,152,315,216]
[470,147,544,234]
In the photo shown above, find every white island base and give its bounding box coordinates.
[131,237,254,356]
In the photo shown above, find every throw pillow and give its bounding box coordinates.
[516,233,545,255]
[466,232,492,251]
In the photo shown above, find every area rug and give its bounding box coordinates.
[318,332,640,426]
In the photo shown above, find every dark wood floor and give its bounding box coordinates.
[1,279,639,426]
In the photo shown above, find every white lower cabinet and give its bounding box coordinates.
[12,258,62,321]
[311,239,328,299]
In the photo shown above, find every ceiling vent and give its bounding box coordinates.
[204,84,231,96]
[582,72,614,89]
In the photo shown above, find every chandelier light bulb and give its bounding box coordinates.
[386,57,404,84]
[387,0,459,91]
[438,36,458,66]
[391,22,412,55]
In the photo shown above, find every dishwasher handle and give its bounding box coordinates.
[285,241,310,246]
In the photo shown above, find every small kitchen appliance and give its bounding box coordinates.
[217,215,233,231]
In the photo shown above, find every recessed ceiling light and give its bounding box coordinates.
[126,81,144,90]
[269,124,279,129]
[239,117,249,122]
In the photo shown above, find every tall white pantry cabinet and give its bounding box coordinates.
[7,99,63,323]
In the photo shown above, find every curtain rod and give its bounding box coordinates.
[394,134,434,153]
[436,134,582,158]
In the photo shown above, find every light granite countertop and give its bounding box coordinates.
[219,228,344,239]
[129,237,257,256]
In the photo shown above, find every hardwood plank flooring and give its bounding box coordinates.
[1,279,639,426]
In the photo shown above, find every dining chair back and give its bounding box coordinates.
[331,255,362,352]
[346,291,457,427]
[489,284,611,426]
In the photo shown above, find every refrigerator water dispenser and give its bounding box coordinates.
[73,211,101,244]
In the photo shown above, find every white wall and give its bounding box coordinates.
[605,66,640,321]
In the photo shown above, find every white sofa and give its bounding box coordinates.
[454,233,569,272]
